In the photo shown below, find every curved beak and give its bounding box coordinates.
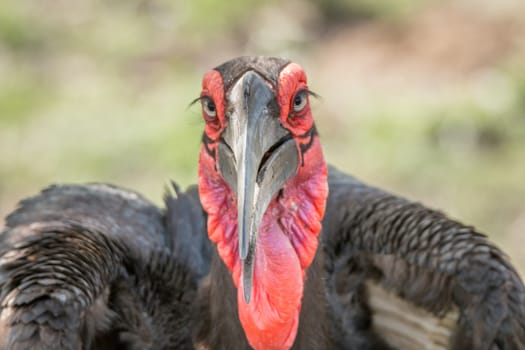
[217,71,299,303]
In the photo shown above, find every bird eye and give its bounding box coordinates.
[292,91,308,113]
[202,97,217,118]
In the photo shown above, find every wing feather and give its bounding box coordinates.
[323,166,525,349]
[0,183,198,350]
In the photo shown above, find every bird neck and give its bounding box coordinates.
[198,137,328,350]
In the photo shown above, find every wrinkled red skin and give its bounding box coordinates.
[198,63,328,350]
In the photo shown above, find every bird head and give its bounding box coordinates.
[197,56,328,349]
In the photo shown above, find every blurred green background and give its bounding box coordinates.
[1,0,524,273]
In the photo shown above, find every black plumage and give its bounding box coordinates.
[0,184,202,350]
[1,169,524,349]
[322,166,525,349]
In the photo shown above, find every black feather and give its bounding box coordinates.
[0,184,200,350]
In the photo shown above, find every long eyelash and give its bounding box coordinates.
[188,96,205,108]
[305,89,320,99]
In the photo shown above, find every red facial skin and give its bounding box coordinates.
[198,63,328,350]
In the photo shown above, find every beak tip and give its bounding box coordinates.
[243,283,252,304]
[242,257,253,304]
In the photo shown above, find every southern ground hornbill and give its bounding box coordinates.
[1,56,524,350]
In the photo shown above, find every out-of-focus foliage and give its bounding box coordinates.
[1,0,524,272]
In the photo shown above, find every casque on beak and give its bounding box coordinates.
[217,71,300,303]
